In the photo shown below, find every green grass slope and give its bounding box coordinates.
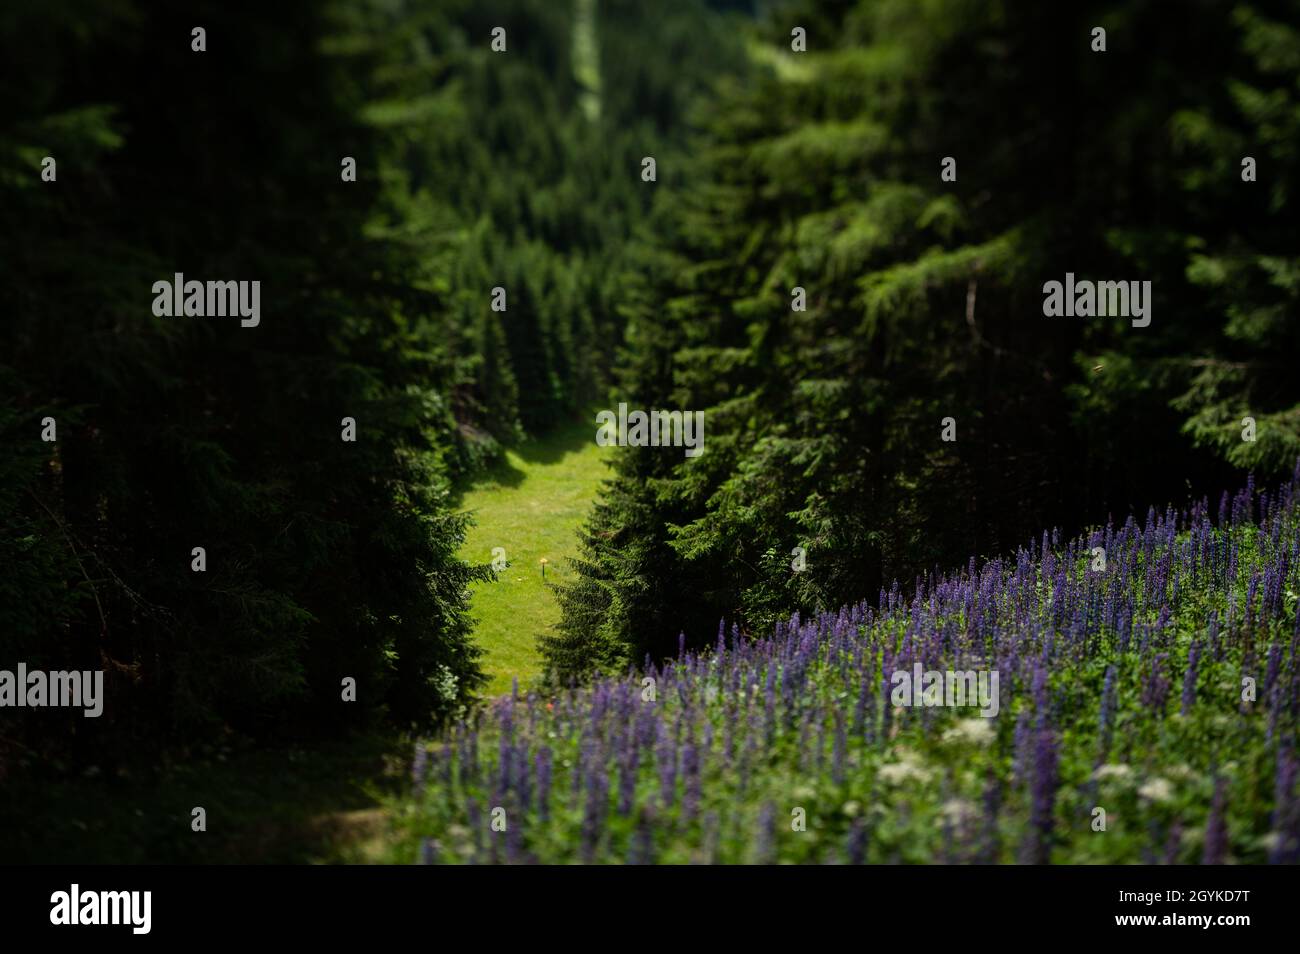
[457,419,612,696]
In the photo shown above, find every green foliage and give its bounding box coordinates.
[1169,5,1300,473]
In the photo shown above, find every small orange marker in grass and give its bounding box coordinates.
[540,557,549,580]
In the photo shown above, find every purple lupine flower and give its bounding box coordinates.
[412,741,429,798]
[753,802,777,864]
[1246,573,1260,631]
[879,649,893,741]
[832,711,847,786]
[847,819,868,865]
[464,725,481,789]
[504,807,524,864]
[465,797,483,863]
[1203,778,1228,865]
[534,747,552,820]
[580,767,609,863]
[681,738,700,821]
[1098,663,1117,754]
[981,771,1002,864]
[1264,641,1282,700]
[629,802,657,865]
[1031,657,1050,725]
[1269,747,1299,864]
[514,743,532,814]
[497,736,514,799]
[655,720,677,807]
[1021,726,1058,864]
[1181,640,1201,716]
[1141,653,1171,714]
[1012,709,1032,786]
[854,662,872,739]
[570,732,589,804]
[816,712,828,775]
[738,731,756,795]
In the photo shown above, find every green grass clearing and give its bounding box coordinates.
[456,418,612,696]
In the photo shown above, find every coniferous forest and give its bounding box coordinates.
[2,0,1300,895]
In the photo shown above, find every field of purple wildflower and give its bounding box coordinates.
[395,471,1300,864]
